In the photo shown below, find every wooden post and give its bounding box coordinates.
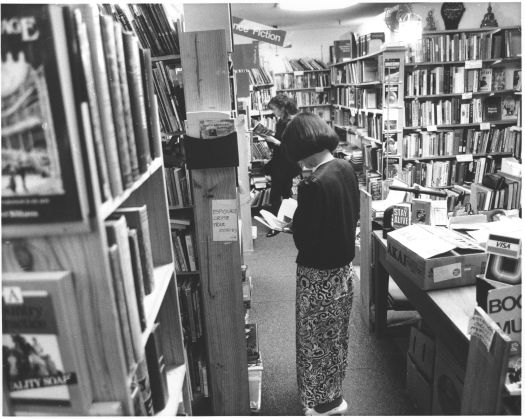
[359,189,373,331]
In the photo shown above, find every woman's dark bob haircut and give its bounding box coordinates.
[283,113,339,162]
[268,94,298,118]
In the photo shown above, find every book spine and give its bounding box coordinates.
[123,31,152,172]
[140,48,162,158]
[184,232,198,271]
[135,358,155,415]
[114,23,140,180]
[79,4,123,196]
[145,324,169,413]
[128,229,147,331]
[100,14,133,188]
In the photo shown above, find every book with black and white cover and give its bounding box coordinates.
[478,68,492,92]
[254,198,297,232]
[2,4,88,225]
[78,4,124,197]
[2,271,92,414]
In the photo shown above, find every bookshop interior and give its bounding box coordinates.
[1,1,523,417]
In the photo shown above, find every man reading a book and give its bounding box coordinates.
[283,113,360,416]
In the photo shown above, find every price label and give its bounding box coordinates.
[462,92,473,100]
[457,154,473,162]
[294,71,304,76]
[480,122,491,130]
[427,125,438,132]
[315,87,325,93]
[465,60,482,69]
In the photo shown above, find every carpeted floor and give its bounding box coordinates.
[244,229,416,416]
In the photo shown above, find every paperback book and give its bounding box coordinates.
[254,198,297,232]
[251,118,275,137]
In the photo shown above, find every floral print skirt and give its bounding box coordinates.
[296,262,355,409]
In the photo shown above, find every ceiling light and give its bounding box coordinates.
[278,0,355,12]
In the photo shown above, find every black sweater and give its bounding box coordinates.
[292,159,360,269]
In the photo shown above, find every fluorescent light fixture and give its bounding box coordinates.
[278,0,355,12]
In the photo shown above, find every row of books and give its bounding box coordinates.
[165,166,192,208]
[399,157,498,188]
[405,66,520,96]
[331,60,379,84]
[277,57,328,72]
[112,4,180,57]
[409,28,521,63]
[404,96,519,127]
[333,108,354,127]
[333,86,383,109]
[250,89,272,111]
[152,61,185,133]
[250,188,271,212]
[330,32,385,63]
[402,127,521,158]
[105,206,156,377]
[274,72,330,90]
[171,220,198,273]
[186,343,209,398]
[251,140,272,160]
[470,171,521,211]
[280,91,329,106]
[248,66,273,86]
[178,279,204,344]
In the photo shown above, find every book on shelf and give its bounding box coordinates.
[152,61,183,133]
[501,95,519,120]
[2,4,89,225]
[145,323,169,413]
[105,217,144,362]
[383,57,400,83]
[178,280,203,344]
[478,68,492,92]
[135,357,155,415]
[113,206,155,295]
[333,39,355,62]
[127,229,147,331]
[171,223,198,273]
[2,271,93,414]
[140,48,162,159]
[513,69,522,91]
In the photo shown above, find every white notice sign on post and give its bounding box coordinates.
[212,199,238,241]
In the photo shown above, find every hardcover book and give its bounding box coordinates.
[391,203,411,229]
[491,68,505,91]
[2,271,92,414]
[483,96,502,121]
[2,5,88,224]
[478,68,492,92]
[411,198,432,225]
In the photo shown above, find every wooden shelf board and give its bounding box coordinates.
[299,104,331,108]
[2,219,91,239]
[169,205,194,210]
[329,50,382,67]
[273,69,329,74]
[405,90,518,99]
[276,87,329,92]
[403,152,513,161]
[404,121,518,130]
[251,83,273,88]
[405,57,521,67]
[142,263,175,347]
[152,54,181,62]
[331,81,382,87]
[100,158,163,219]
[422,26,521,36]
[176,270,201,276]
[161,130,185,137]
[155,364,187,416]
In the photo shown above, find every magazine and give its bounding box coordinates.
[199,119,235,139]
[254,198,296,232]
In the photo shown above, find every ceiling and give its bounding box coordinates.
[230,2,394,30]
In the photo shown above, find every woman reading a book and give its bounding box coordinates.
[283,113,359,416]
[264,94,302,237]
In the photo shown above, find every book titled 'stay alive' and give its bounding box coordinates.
[2,4,85,224]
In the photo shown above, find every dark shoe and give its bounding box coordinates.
[266,230,280,237]
[304,399,348,416]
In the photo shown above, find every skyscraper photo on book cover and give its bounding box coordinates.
[1,4,85,224]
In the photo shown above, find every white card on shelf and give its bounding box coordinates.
[427,125,438,132]
[457,154,474,162]
[465,60,482,69]
[480,122,491,130]
[315,87,324,92]
[294,71,304,76]
[462,92,473,99]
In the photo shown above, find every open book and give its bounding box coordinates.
[254,198,297,232]
[251,118,274,137]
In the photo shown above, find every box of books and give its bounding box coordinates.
[406,353,433,412]
[386,225,487,291]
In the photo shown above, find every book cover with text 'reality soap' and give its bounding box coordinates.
[1,5,87,225]
[2,271,92,414]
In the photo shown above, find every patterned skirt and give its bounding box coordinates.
[296,262,355,409]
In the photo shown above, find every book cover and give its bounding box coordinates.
[113,206,155,295]
[483,96,502,121]
[184,231,198,271]
[411,198,432,225]
[478,68,492,92]
[100,14,133,189]
[391,203,411,229]
[251,119,275,137]
[491,68,505,91]
[200,119,236,139]
[2,271,92,414]
[383,57,400,83]
[384,85,399,107]
[513,70,521,91]
[501,95,518,120]
[2,5,88,224]
[78,4,124,197]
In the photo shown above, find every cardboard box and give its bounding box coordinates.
[407,353,433,413]
[387,225,487,291]
[432,341,465,415]
[408,327,436,381]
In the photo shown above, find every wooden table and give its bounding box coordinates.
[372,231,476,365]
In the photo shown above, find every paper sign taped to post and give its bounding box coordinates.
[212,199,238,241]
[468,312,496,351]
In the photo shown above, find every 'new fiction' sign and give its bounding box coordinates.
[232,16,286,46]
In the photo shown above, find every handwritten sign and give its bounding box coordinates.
[468,311,496,351]
[462,92,473,100]
[427,125,438,132]
[212,199,238,241]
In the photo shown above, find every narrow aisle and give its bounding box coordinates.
[244,231,416,416]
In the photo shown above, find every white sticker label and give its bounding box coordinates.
[212,199,238,241]
[294,71,304,76]
[465,60,482,69]
[433,262,462,283]
[3,287,23,304]
[468,312,496,351]
[462,92,473,100]
[480,122,491,130]
[315,87,324,92]
[427,125,438,132]
[457,153,473,162]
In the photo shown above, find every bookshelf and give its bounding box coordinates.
[401,26,522,205]
[275,68,331,110]
[330,45,406,193]
[2,4,190,416]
